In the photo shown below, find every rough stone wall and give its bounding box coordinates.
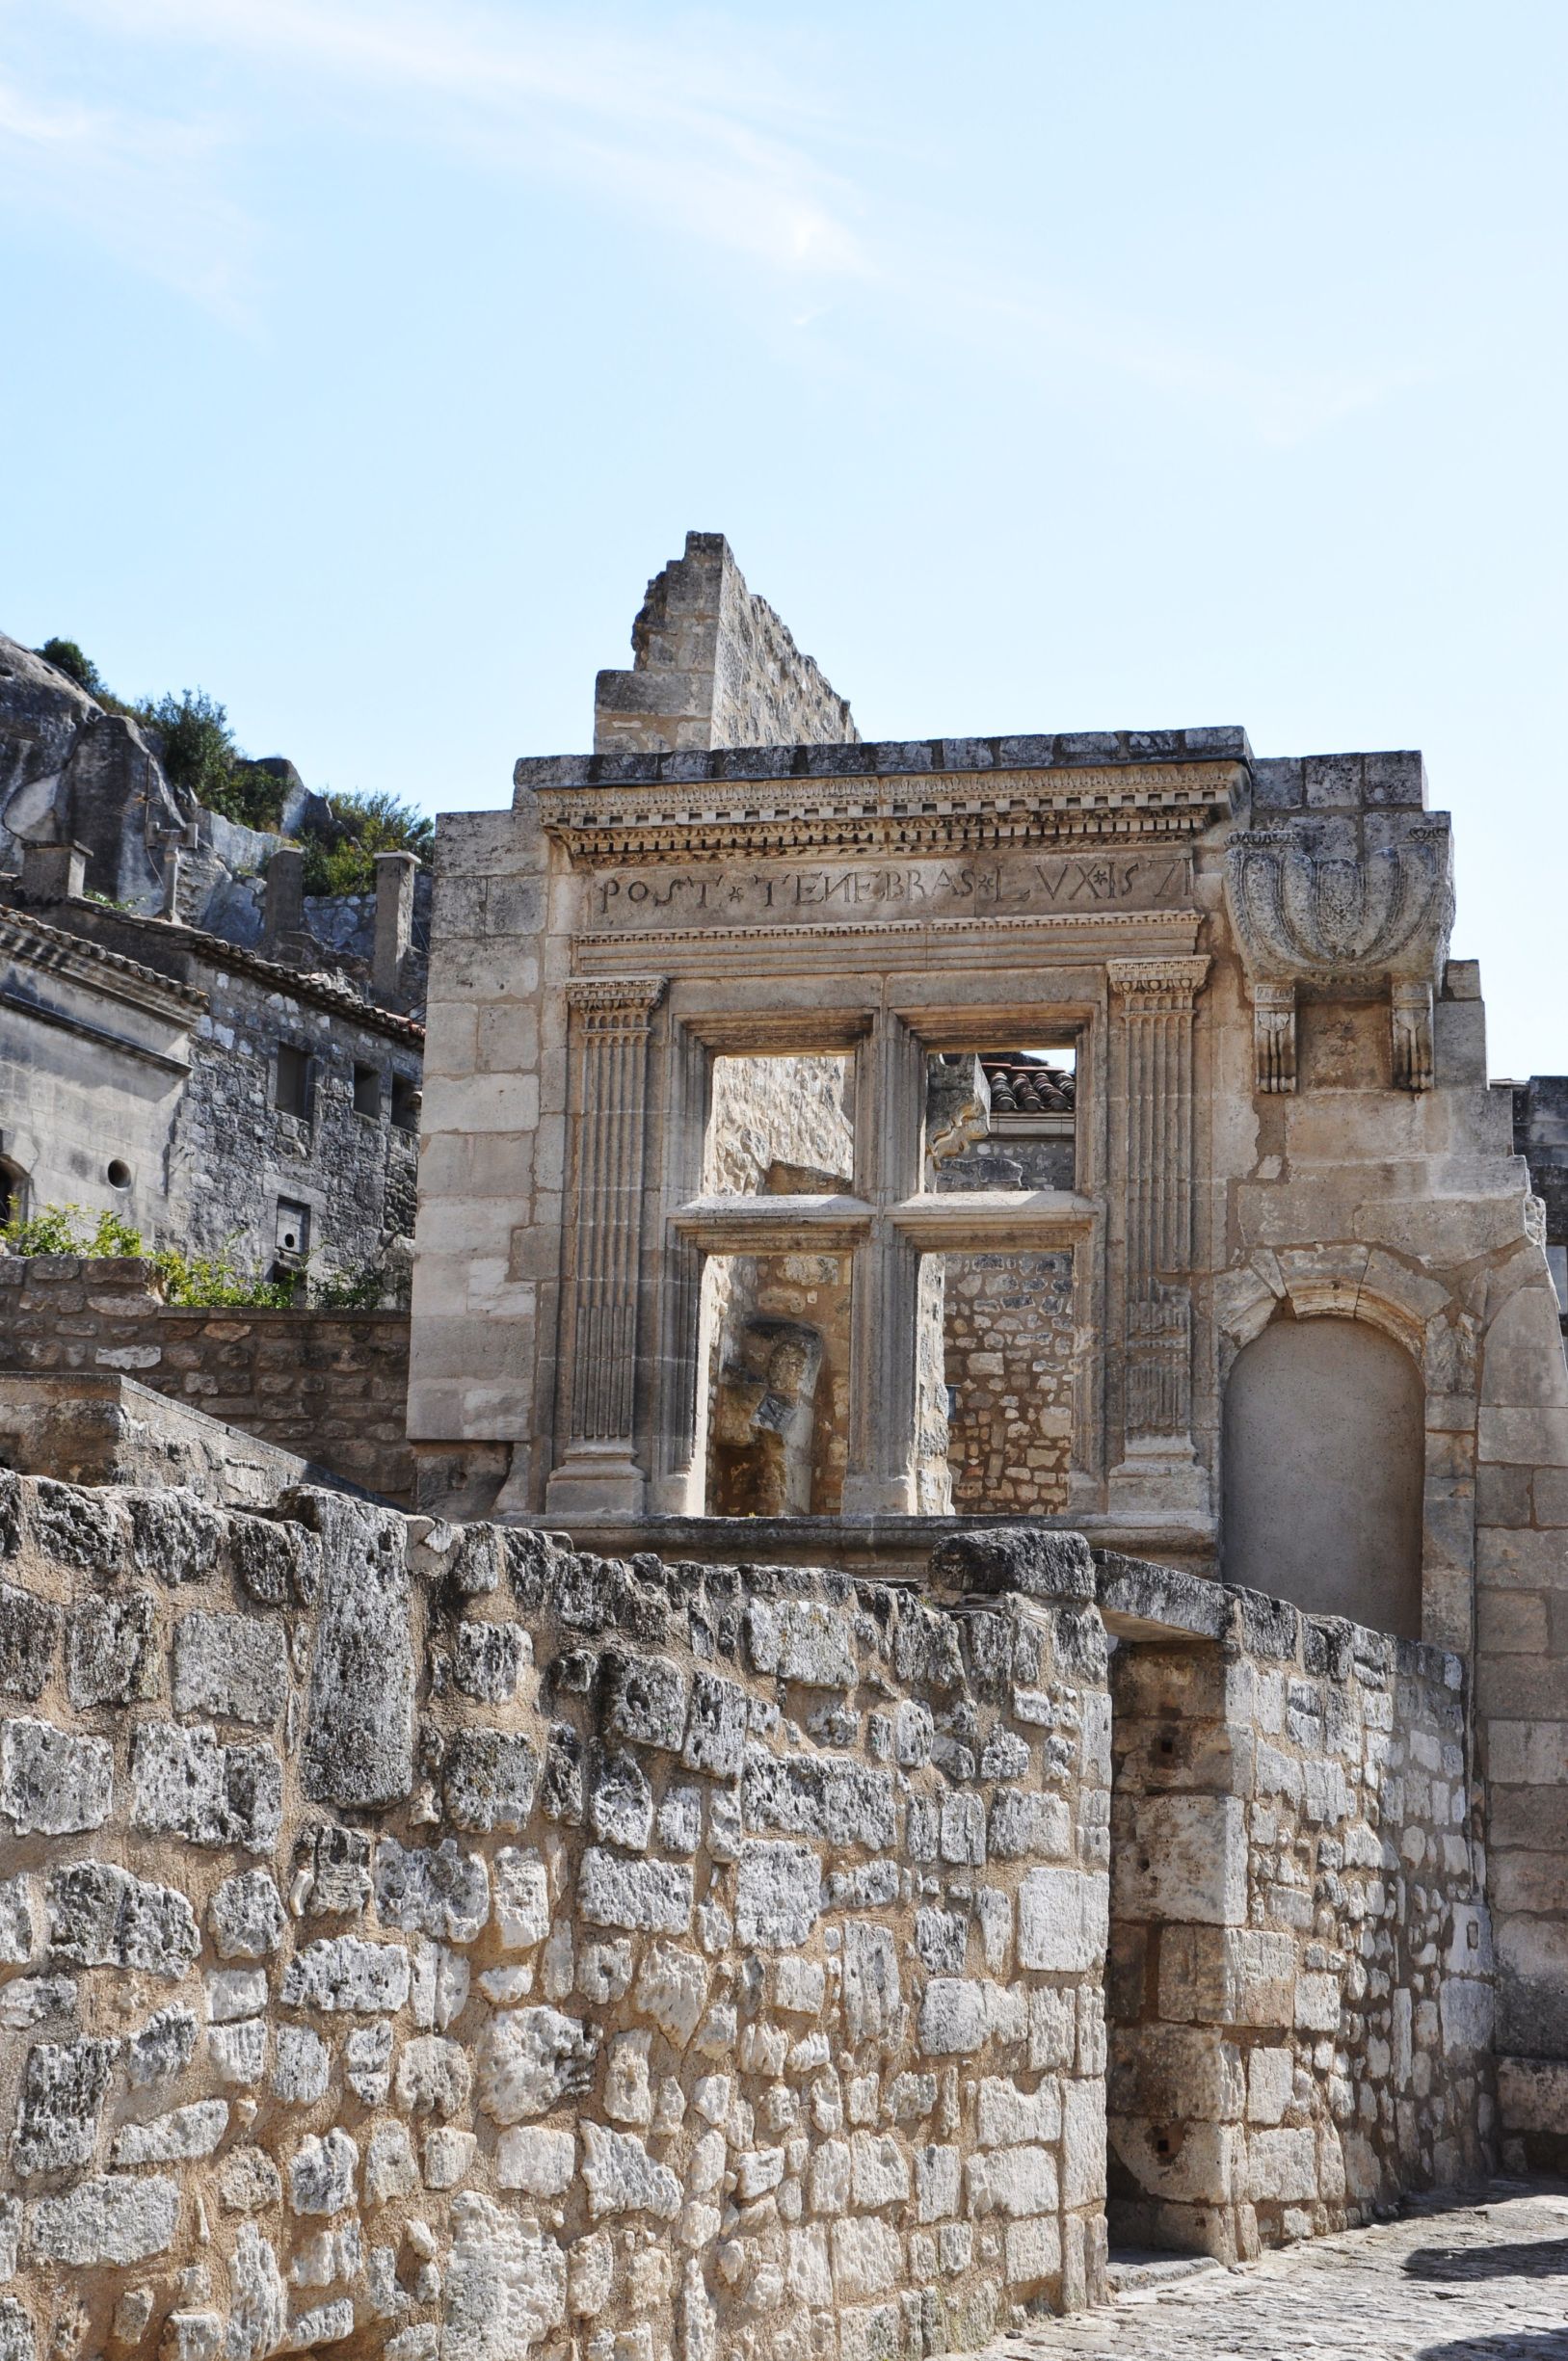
[173,972,420,1279]
[943,1254,1076,1517]
[1107,1600,1494,2263]
[0,1261,413,1505]
[594,535,857,756]
[1512,1076,1568,1335]
[0,1480,1112,2361]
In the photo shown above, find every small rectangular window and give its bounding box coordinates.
[275,1045,311,1118]
[353,1064,382,1119]
[391,1075,419,1132]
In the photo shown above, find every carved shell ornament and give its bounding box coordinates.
[1226,828,1454,982]
[1223,824,1454,1093]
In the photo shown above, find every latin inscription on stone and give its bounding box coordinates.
[586,852,1191,931]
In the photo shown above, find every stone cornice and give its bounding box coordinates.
[534,761,1246,866]
[0,909,206,1025]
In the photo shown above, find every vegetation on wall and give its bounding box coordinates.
[33,639,433,892]
[0,1203,399,1311]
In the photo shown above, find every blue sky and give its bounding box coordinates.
[3,1,1565,1073]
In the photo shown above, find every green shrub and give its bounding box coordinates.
[36,638,105,697]
[301,790,435,896]
[2,1204,144,1258]
[138,689,237,806]
[152,1247,296,1310]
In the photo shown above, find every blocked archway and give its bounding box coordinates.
[1221,1312,1423,1638]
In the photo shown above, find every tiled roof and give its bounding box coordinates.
[6,898,424,1047]
[980,1055,1076,1116]
[0,905,208,1013]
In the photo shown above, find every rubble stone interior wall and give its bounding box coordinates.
[1512,1076,1568,1340]
[942,1256,1076,1519]
[0,1479,1119,2361]
[0,1261,413,1507]
[593,537,859,757]
[699,1058,853,1518]
[1106,1602,1494,2264]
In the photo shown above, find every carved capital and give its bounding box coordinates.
[1106,955,1210,1008]
[566,975,666,1034]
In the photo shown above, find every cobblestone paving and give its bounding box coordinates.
[993,2185,1568,2361]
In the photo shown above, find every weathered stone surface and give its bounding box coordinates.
[300,1497,414,1810]
[492,1849,549,1950]
[476,2008,596,2124]
[66,1589,158,1708]
[11,2039,117,2175]
[127,2007,199,2086]
[579,1848,693,1935]
[0,1875,34,1965]
[0,1583,60,1701]
[682,1672,749,1778]
[172,1610,288,1724]
[604,1650,688,1753]
[442,1731,539,1832]
[131,1723,281,1851]
[579,2122,680,2220]
[0,1719,112,1834]
[287,2132,358,2216]
[112,2101,228,2166]
[453,1621,524,1704]
[47,1862,199,1978]
[735,1841,819,1949]
[26,2174,179,2264]
[210,1871,286,1960]
[442,2192,566,2361]
[280,1938,412,2014]
[374,1838,489,1944]
[929,1528,1096,1602]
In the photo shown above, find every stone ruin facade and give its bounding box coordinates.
[1,530,1567,2361]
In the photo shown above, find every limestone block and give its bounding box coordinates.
[25,2175,179,2265]
[1245,2047,1293,2126]
[226,2222,288,2361]
[965,2143,1059,2218]
[0,1585,61,1701]
[172,1611,288,1724]
[492,1849,550,1950]
[1017,1868,1109,1973]
[495,2127,575,2196]
[476,2007,596,2124]
[130,1723,281,1852]
[47,1862,199,1979]
[632,1943,708,2046]
[1244,2126,1318,2202]
[345,2022,393,2103]
[1293,1973,1342,2033]
[734,1842,819,1949]
[589,1752,653,1849]
[1060,2079,1106,2206]
[272,2028,330,2105]
[442,1731,540,1832]
[206,1968,266,2023]
[579,1849,693,1936]
[0,1878,33,1966]
[850,2132,910,2208]
[831,2215,901,2297]
[397,2035,472,2118]
[363,2123,420,2205]
[976,2078,1062,2147]
[300,1499,415,1810]
[208,2020,268,2085]
[128,2008,198,2087]
[375,1838,490,1944]
[746,1602,856,1688]
[1115,1793,1247,1926]
[11,2039,117,2176]
[1156,1926,1297,2028]
[1106,2119,1239,2207]
[682,1672,749,1778]
[841,1922,899,2042]
[579,2123,680,2221]
[1005,2215,1061,2287]
[210,1871,286,1961]
[604,1650,689,1753]
[280,1937,412,2014]
[988,1791,1072,1861]
[453,1622,524,1705]
[288,2132,358,2216]
[1,1719,112,1835]
[1108,2027,1244,2125]
[112,2102,228,2167]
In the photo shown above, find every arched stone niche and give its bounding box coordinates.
[1222,1313,1424,1638]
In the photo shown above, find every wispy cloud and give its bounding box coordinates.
[0,0,1419,446]
[0,62,251,315]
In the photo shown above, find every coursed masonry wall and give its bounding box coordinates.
[0,1479,1497,2361]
